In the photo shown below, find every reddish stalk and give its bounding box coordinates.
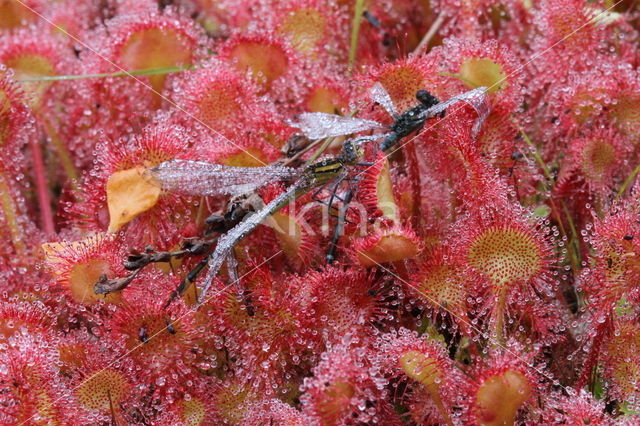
[29,136,55,235]
[576,318,611,390]
[404,139,423,232]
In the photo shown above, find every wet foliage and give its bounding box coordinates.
[1,0,640,424]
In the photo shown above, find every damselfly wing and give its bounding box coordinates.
[289,84,490,144]
[148,159,300,197]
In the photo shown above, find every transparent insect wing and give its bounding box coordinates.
[288,112,383,139]
[424,87,490,137]
[149,159,300,197]
[369,82,398,118]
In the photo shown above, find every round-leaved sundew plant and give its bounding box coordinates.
[4,0,640,424]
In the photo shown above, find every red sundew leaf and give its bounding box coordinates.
[0,27,75,110]
[298,266,394,339]
[41,232,126,306]
[600,320,640,405]
[356,152,399,221]
[366,56,438,114]
[170,60,264,137]
[0,70,41,259]
[0,299,54,346]
[300,341,403,425]
[240,399,312,425]
[582,203,640,311]
[106,291,201,395]
[531,0,603,53]
[351,222,422,266]
[411,245,470,330]
[0,335,91,425]
[374,328,465,426]
[58,334,137,424]
[463,348,542,425]
[541,389,619,425]
[276,4,330,56]
[430,37,523,113]
[557,127,629,194]
[204,269,327,395]
[431,0,532,40]
[450,206,559,341]
[95,8,208,106]
[152,378,228,425]
[221,33,292,94]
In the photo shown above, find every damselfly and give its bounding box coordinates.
[150,137,370,305]
[150,84,490,306]
[289,83,490,152]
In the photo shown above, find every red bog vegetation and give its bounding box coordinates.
[2,0,640,424]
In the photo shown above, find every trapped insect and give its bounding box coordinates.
[148,84,490,306]
[288,83,490,152]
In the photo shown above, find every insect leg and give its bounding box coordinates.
[326,186,355,264]
[163,254,210,308]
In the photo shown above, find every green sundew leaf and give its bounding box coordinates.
[437,72,478,89]
[18,65,193,82]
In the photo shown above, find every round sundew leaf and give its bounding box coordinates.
[417,263,466,313]
[277,8,326,55]
[41,235,123,305]
[317,380,356,424]
[228,40,289,92]
[68,259,121,305]
[580,139,616,182]
[5,53,55,108]
[76,369,129,413]
[399,350,443,394]
[306,87,345,114]
[459,57,507,94]
[473,370,531,426]
[467,225,542,289]
[106,166,161,233]
[195,85,242,129]
[610,94,640,137]
[377,65,428,112]
[356,232,420,266]
[118,27,194,97]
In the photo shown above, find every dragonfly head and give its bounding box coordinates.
[416,89,439,109]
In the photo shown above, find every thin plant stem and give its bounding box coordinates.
[412,13,445,56]
[617,163,640,198]
[492,286,507,346]
[18,65,191,82]
[348,0,366,70]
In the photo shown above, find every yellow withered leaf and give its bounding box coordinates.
[107,166,161,232]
